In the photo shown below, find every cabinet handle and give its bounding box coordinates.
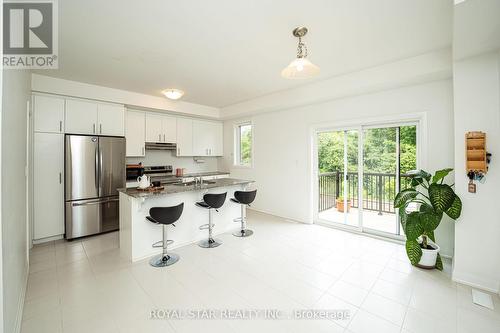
[163,134,166,142]
[59,172,62,184]
[59,121,62,132]
[158,134,161,142]
[100,124,102,134]
[93,123,96,134]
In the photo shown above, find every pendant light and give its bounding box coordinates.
[281,26,320,79]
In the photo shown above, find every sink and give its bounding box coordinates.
[173,181,195,186]
[172,180,216,186]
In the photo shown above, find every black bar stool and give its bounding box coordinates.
[195,192,227,248]
[146,203,184,267]
[231,190,257,237]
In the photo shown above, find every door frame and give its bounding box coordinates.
[311,113,426,240]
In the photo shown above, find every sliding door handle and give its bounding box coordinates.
[59,121,62,132]
[93,123,96,134]
[100,124,102,134]
[59,172,62,184]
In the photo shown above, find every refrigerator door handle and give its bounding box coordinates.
[71,197,118,207]
[72,200,102,207]
[95,144,99,193]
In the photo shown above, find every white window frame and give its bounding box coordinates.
[233,121,253,168]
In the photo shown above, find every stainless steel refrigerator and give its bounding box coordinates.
[65,135,125,239]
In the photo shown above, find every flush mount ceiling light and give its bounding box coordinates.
[281,26,320,79]
[162,89,184,100]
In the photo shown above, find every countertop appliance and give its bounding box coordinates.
[65,135,125,239]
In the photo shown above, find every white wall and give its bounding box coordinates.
[126,151,220,173]
[1,69,31,333]
[220,79,455,256]
[452,51,500,293]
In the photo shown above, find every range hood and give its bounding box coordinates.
[145,142,177,150]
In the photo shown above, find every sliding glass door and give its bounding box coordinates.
[317,129,360,228]
[317,123,417,237]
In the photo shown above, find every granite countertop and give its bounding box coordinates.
[119,178,254,199]
[125,171,230,184]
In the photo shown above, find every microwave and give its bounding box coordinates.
[126,164,144,181]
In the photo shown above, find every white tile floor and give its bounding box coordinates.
[23,210,500,333]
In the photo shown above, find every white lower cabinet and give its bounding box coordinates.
[33,133,65,240]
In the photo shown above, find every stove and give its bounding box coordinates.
[143,165,180,184]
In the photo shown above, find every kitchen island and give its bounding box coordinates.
[118,178,254,262]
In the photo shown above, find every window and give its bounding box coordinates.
[234,122,252,167]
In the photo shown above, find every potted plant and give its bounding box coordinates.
[394,168,461,270]
[336,196,351,213]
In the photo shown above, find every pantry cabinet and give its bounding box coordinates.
[33,132,65,240]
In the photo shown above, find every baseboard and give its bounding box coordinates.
[32,234,63,245]
[452,269,500,294]
[14,262,29,333]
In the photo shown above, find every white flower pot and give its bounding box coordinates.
[417,241,440,269]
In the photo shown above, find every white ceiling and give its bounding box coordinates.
[453,0,500,60]
[36,0,452,108]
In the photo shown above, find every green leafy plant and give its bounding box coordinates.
[394,168,462,270]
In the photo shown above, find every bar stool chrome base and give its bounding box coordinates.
[198,238,222,248]
[232,229,253,237]
[149,253,180,267]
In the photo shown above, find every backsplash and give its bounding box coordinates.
[126,150,220,173]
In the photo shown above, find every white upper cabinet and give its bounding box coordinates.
[193,120,223,156]
[176,118,193,156]
[65,99,124,136]
[212,122,223,156]
[98,103,125,136]
[163,116,177,143]
[145,113,163,142]
[34,95,65,133]
[125,110,145,156]
[145,113,177,143]
[65,99,98,135]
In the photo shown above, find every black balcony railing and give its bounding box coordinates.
[318,171,412,214]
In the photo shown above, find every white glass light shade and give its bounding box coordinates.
[162,89,184,100]
[281,58,320,79]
